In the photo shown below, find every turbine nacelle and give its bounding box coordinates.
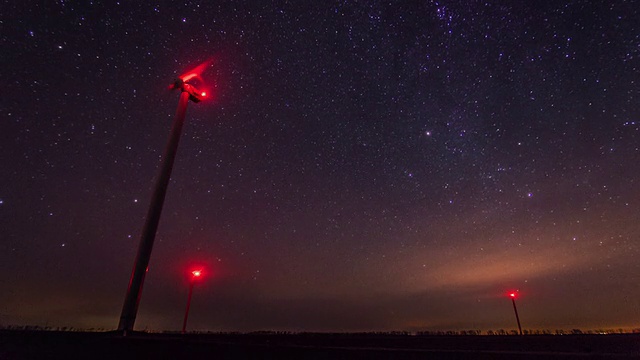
[170,78,207,103]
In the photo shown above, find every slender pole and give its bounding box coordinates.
[182,282,195,334]
[511,297,523,335]
[118,90,191,334]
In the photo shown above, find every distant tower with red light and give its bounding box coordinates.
[182,269,204,333]
[508,291,523,335]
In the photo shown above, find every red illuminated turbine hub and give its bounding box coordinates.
[170,78,206,103]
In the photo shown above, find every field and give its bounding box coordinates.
[1,330,638,359]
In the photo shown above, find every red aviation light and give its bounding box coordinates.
[171,59,213,103]
[507,290,520,299]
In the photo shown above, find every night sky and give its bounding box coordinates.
[2,1,639,333]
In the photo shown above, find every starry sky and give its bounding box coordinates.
[1,1,639,332]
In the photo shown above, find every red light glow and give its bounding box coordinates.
[178,59,213,84]
[191,270,202,278]
[506,290,521,299]
[172,60,214,103]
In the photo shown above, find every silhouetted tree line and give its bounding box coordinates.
[0,325,108,332]
[2,325,639,335]
[416,330,482,336]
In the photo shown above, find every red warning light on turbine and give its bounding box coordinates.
[192,270,202,278]
[507,290,521,299]
[172,59,214,103]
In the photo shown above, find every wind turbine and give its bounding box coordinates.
[118,61,212,334]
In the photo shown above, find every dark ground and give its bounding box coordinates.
[0,330,638,359]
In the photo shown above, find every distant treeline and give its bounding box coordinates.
[417,329,639,335]
[0,325,105,332]
[1,325,638,335]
